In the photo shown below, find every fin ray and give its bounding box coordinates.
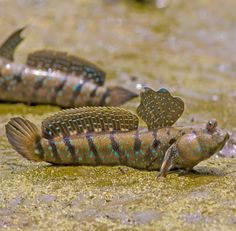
[5,117,42,161]
[42,107,139,138]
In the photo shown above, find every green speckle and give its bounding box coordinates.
[58,91,63,96]
[111,149,119,158]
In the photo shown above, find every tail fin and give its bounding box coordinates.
[0,27,26,61]
[108,86,138,106]
[5,117,42,162]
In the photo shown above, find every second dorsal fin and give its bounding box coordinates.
[0,27,25,61]
[136,87,184,130]
[26,50,105,85]
[42,107,139,139]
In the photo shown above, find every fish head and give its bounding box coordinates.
[200,119,229,157]
[176,119,229,168]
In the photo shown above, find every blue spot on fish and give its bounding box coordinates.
[159,88,168,93]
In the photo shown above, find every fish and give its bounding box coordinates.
[5,87,229,177]
[0,27,137,107]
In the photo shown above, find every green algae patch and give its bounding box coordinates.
[0,104,59,116]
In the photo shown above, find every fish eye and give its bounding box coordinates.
[207,119,217,132]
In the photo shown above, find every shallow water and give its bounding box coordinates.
[0,0,236,230]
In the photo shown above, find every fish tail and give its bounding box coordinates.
[108,86,138,106]
[0,26,26,61]
[5,117,43,162]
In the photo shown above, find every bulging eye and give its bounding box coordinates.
[207,119,217,132]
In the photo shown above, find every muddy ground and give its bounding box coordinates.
[0,0,235,230]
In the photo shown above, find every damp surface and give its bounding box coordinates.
[0,0,236,230]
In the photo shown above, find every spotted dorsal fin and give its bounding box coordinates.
[0,27,25,61]
[136,87,184,130]
[26,50,105,85]
[42,107,139,139]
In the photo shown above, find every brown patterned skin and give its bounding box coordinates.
[5,117,229,177]
[0,57,136,107]
[36,123,229,172]
[0,28,137,107]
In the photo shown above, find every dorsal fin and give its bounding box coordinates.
[42,107,139,139]
[0,27,25,61]
[26,50,105,85]
[136,87,184,130]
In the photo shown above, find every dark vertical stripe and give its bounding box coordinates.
[133,130,141,153]
[13,73,22,83]
[90,86,97,97]
[55,77,67,93]
[146,130,161,169]
[152,130,161,149]
[51,77,67,102]
[34,76,45,90]
[109,132,126,164]
[86,134,101,165]
[99,88,109,106]
[48,139,62,163]
[35,137,44,160]
[63,136,77,164]
[13,67,23,83]
[70,81,84,105]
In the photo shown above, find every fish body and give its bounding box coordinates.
[5,105,229,177]
[35,125,223,170]
[0,28,137,107]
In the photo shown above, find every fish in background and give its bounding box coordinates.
[0,27,137,107]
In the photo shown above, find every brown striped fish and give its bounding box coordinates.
[5,88,229,177]
[0,27,137,107]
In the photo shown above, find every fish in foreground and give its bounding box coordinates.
[5,88,229,177]
[0,27,137,107]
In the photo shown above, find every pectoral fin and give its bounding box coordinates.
[157,142,179,178]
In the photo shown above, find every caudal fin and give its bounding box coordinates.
[0,27,26,61]
[5,117,43,162]
[108,86,138,106]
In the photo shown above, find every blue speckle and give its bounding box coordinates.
[159,88,168,93]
